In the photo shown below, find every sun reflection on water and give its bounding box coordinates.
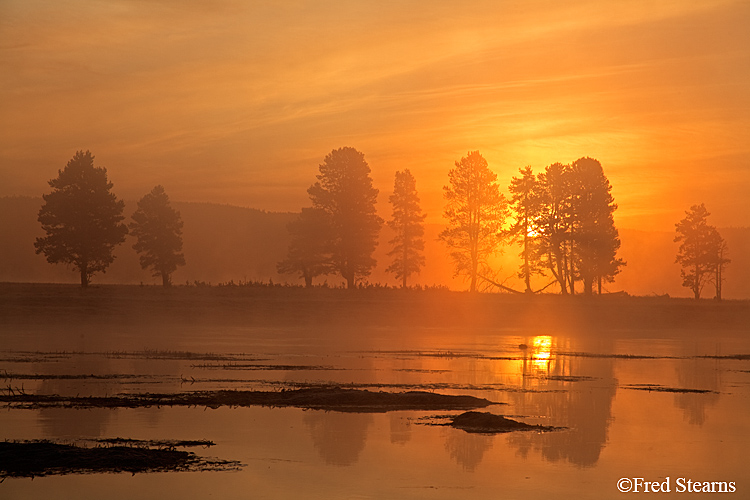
[530,335,553,373]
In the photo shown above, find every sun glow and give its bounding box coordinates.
[531,335,553,373]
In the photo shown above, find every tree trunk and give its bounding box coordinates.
[583,277,593,296]
[597,276,602,295]
[523,232,531,293]
[693,264,701,299]
[470,242,478,293]
[80,264,89,288]
[403,238,409,288]
[304,273,313,288]
[162,272,171,287]
[552,249,567,295]
[347,275,355,289]
[567,244,576,295]
[715,261,722,301]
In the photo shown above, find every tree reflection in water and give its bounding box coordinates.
[507,335,616,468]
[674,344,722,426]
[304,411,373,466]
[443,428,494,471]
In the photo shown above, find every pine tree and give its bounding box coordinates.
[307,147,382,288]
[568,157,625,295]
[386,169,426,288]
[675,204,728,299]
[439,151,508,292]
[35,151,128,287]
[129,185,186,286]
[277,207,332,287]
[507,166,543,293]
[535,162,574,294]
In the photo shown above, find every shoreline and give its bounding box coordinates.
[1,282,748,332]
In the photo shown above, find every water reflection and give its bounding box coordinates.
[38,354,118,439]
[303,411,373,466]
[507,335,616,468]
[674,349,721,426]
[389,413,412,445]
[444,429,494,471]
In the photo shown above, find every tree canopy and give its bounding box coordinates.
[439,151,508,292]
[129,185,186,286]
[386,169,426,288]
[307,147,383,288]
[34,150,128,287]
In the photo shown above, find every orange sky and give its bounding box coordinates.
[1,0,749,231]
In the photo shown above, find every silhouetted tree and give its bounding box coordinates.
[277,207,332,287]
[129,185,185,287]
[439,151,508,292]
[34,151,128,287]
[675,204,728,299]
[535,162,574,294]
[711,234,730,301]
[386,169,426,288]
[307,147,382,288]
[568,158,625,295]
[534,159,624,295]
[507,166,543,293]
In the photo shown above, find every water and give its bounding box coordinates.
[2,324,749,498]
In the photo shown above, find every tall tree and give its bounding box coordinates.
[34,151,128,287]
[439,151,508,292]
[568,157,625,295]
[507,166,543,293]
[386,169,426,288]
[534,159,624,295]
[675,204,728,299]
[277,207,332,287]
[535,162,573,294]
[129,185,186,287]
[307,147,383,288]
[711,231,730,301]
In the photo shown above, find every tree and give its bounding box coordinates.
[35,151,128,287]
[507,166,543,293]
[711,232,730,301]
[675,204,728,299]
[307,147,383,288]
[568,157,625,295]
[277,207,333,287]
[439,151,508,292]
[533,158,624,295]
[534,162,573,294]
[129,185,186,287]
[386,169,426,288]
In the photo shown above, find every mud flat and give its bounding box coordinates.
[1,387,498,413]
[450,411,557,434]
[0,439,241,478]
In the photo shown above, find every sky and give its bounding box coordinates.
[1,0,749,231]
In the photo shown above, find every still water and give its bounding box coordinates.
[2,324,749,498]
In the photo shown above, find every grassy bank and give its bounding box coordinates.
[1,282,748,332]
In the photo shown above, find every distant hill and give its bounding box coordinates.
[0,196,296,286]
[1,196,748,298]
